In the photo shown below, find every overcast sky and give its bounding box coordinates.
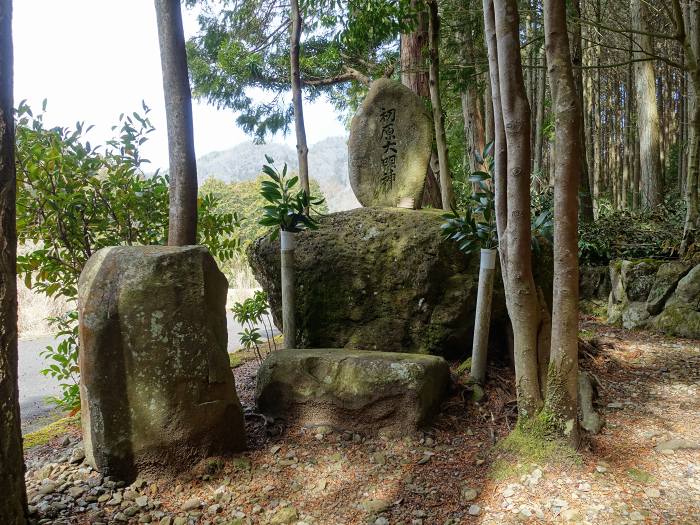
[13,1,347,171]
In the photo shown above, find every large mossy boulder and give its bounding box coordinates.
[79,246,246,481]
[607,258,700,340]
[651,264,700,338]
[646,261,692,315]
[249,207,553,358]
[256,349,450,436]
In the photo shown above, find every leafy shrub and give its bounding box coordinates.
[259,156,325,236]
[16,101,242,411]
[442,145,497,254]
[231,290,277,362]
[199,174,327,285]
[578,198,685,265]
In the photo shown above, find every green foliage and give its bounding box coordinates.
[442,144,497,254]
[259,156,325,235]
[199,174,327,283]
[40,311,80,411]
[15,102,242,411]
[231,290,277,362]
[185,0,412,140]
[578,198,685,265]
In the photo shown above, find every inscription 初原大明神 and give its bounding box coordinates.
[377,107,397,195]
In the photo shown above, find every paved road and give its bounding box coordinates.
[18,313,274,433]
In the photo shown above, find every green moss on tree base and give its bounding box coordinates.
[490,413,581,480]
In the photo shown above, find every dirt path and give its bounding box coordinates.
[23,320,700,524]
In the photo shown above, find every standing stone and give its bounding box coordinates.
[348,78,433,208]
[79,246,245,481]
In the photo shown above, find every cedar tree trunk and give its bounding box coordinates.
[427,0,454,210]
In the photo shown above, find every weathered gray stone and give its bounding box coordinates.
[256,349,451,436]
[609,263,626,304]
[646,261,692,315]
[621,260,661,302]
[578,371,603,434]
[647,263,700,338]
[348,78,433,208]
[672,263,700,308]
[79,246,246,482]
[249,207,553,357]
[622,302,651,330]
[654,438,700,452]
[651,305,700,340]
[579,265,611,301]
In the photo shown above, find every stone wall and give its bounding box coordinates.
[605,258,700,339]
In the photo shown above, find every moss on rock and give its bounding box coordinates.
[249,207,552,358]
[256,348,451,436]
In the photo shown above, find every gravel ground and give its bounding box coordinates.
[22,319,700,524]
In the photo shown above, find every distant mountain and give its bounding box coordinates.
[195,136,360,212]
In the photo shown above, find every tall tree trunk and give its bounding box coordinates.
[155,0,198,246]
[533,48,546,179]
[571,0,594,222]
[290,0,310,203]
[492,0,544,419]
[633,129,641,209]
[631,0,663,209]
[461,28,485,174]
[583,45,596,211]
[680,0,700,253]
[484,71,495,145]
[427,0,454,210]
[623,53,633,209]
[401,0,430,94]
[461,88,485,173]
[0,1,28,521]
[482,0,507,238]
[401,1,441,208]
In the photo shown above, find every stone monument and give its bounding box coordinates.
[348,78,433,208]
[78,246,246,481]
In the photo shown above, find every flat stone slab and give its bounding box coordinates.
[348,78,433,208]
[255,349,450,436]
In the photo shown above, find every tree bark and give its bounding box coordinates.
[427,0,454,210]
[401,0,430,95]
[482,0,507,238]
[155,0,198,246]
[623,52,633,209]
[401,1,441,209]
[0,1,28,521]
[533,48,546,179]
[290,0,310,203]
[631,0,663,209]
[543,0,581,447]
[571,0,595,223]
[680,0,700,254]
[462,87,486,173]
[484,71,495,145]
[492,0,544,419]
